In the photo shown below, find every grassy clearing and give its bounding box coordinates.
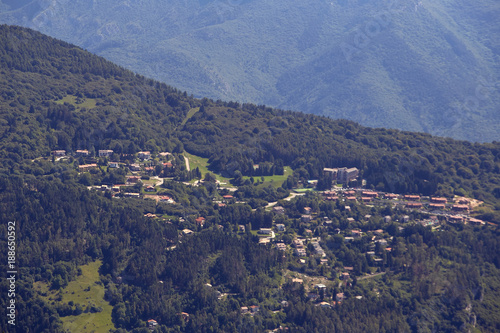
[181,107,200,126]
[183,152,232,184]
[243,166,293,188]
[34,260,115,333]
[55,94,97,109]
[183,152,293,188]
[294,188,315,193]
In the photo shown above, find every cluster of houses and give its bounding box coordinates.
[52,149,160,172]
[287,277,365,309]
[240,305,260,316]
[321,188,482,226]
[53,148,164,174]
[260,187,487,314]
[52,149,154,159]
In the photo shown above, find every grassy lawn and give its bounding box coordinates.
[249,230,260,236]
[243,166,293,188]
[294,188,315,193]
[181,107,200,126]
[183,152,293,188]
[55,95,97,109]
[34,260,115,333]
[183,152,232,184]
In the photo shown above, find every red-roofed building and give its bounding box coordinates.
[468,218,485,226]
[145,186,155,192]
[447,215,464,223]
[362,191,378,198]
[452,205,469,213]
[249,305,260,313]
[75,149,89,156]
[406,202,423,209]
[429,203,445,210]
[431,197,448,204]
[138,151,151,160]
[147,319,158,328]
[351,229,362,238]
[78,164,98,171]
[196,217,206,226]
[127,176,141,183]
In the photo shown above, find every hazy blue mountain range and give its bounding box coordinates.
[1,0,499,142]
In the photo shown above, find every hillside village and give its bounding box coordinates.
[47,148,491,315]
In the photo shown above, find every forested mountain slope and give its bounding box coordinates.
[1,25,499,210]
[1,25,500,333]
[0,0,499,142]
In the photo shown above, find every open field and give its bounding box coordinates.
[182,152,232,184]
[183,152,294,188]
[33,260,115,333]
[242,166,293,188]
[55,94,97,109]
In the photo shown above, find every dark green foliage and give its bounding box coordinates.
[180,104,500,210]
[0,25,192,166]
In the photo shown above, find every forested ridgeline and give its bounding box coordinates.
[0,25,193,164]
[180,104,500,205]
[0,24,499,209]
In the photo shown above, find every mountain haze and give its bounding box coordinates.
[1,0,499,142]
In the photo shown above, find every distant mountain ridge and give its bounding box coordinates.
[1,0,499,142]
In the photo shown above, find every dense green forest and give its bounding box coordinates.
[0,25,500,332]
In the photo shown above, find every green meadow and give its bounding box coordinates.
[55,94,97,109]
[183,152,293,188]
[34,260,115,333]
